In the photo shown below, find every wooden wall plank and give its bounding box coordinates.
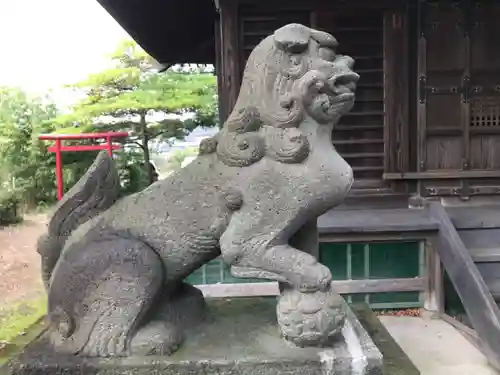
[318,10,386,186]
[383,10,409,192]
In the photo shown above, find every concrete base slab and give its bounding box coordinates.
[4,298,383,375]
[380,316,498,375]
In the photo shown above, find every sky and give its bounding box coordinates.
[0,0,130,105]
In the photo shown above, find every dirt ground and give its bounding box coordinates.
[0,214,47,308]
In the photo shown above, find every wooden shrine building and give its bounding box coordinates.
[98,0,500,368]
[99,0,500,206]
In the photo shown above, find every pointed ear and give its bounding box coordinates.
[274,23,310,54]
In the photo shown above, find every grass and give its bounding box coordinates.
[0,297,46,344]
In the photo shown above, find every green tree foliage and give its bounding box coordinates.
[52,40,218,184]
[0,87,60,213]
[0,87,97,222]
[0,41,217,225]
[0,188,22,225]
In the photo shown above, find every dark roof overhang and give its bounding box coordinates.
[97,0,218,65]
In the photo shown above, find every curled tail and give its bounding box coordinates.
[37,151,121,289]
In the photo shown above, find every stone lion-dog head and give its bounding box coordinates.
[199,23,359,167]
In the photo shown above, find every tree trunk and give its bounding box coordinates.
[140,111,153,185]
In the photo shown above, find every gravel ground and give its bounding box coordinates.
[0,214,47,309]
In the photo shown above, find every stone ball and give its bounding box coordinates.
[276,287,346,347]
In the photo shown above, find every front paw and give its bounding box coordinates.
[231,265,288,283]
[294,263,332,293]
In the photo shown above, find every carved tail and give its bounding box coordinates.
[37,151,121,289]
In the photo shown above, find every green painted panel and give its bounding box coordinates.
[368,242,420,305]
[184,270,204,285]
[320,241,422,309]
[185,258,266,285]
[368,242,420,279]
[187,241,423,310]
[350,294,367,303]
[370,292,420,304]
[350,244,366,280]
[319,243,347,280]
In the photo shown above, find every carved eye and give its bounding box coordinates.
[238,140,249,150]
[319,47,335,62]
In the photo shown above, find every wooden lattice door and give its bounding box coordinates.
[417,0,500,198]
[469,2,500,175]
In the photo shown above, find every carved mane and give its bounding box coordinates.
[199,23,341,167]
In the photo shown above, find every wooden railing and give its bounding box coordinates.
[429,202,500,371]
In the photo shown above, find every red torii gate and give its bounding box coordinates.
[38,132,129,200]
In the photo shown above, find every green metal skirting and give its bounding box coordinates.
[320,241,422,309]
[185,258,266,285]
[186,241,423,309]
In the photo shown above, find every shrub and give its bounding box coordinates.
[0,189,22,226]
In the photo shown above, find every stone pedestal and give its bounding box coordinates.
[4,297,383,375]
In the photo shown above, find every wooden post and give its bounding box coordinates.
[219,0,240,124]
[423,238,444,314]
[214,17,226,126]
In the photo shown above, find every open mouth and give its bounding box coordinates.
[317,76,357,101]
[325,72,358,99]
[317,84,355,99]
[319,91,356,117]
[310,75,357,119]
[326,92,355,108]
[333,92,355,102]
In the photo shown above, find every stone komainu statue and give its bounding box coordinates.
[37,23,359,357]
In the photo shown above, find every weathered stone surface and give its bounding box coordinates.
[277,286,346,347]
[5,299,383,375]
[36,22,359,357]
